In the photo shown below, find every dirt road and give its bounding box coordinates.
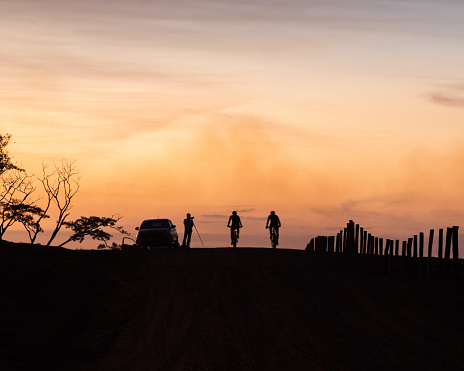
[1,245,464,370]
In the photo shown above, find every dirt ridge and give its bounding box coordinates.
[1,244,464,370]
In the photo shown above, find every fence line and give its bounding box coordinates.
[306,220,462,280]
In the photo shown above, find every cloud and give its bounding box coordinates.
[427,83,464,108]
[428,93,464,108]
[6,0,457,62]
[201,214,228,219]
[236,208,255,213]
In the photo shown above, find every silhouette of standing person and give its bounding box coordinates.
[266,211,281,245]
[227,211,242,244]
[182,213,194,248]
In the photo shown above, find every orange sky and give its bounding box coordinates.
[2,0,464,250]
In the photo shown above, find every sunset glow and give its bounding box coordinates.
[2,0,464,250]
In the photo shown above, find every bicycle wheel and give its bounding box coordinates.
[271,228,277,248]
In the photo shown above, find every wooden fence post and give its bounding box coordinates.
[445,227,453,260]
[407,238,413,276]
[452,226,459,260]
[438,228,443,259]
[452,226,459,281]
[360,227,364,254]
[389,239,394,276]
[401,241,406,277]
[384,239,389,255]
[438,228,444,278]
[356,224,360,254]
[445,227,453,279]
[419,232,424,278]
[343,228,347,252]
[340,229,344,252]
[385,239,390,274]
[363,230,368,254]
[427,229,434,279]
[378,238,384,273]
[346,220,355,254]
[407,238,413,258]
[413,235,418,258]
[419,233,424,259]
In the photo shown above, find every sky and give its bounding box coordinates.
[2,0,464,252]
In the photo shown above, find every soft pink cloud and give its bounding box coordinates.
[428,93,464,108]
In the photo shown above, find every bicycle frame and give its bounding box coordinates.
[270,227,278,248]
[230,227,239,248]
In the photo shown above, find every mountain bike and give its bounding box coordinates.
[230,227,239,248]
[270,227,278,249]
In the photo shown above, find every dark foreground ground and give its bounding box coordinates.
[1,242,464,370]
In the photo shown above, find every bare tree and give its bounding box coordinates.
[0,169,37,240]
[23,163,58,244]
[0,132,41,241]
[43,160,80,246]
[1,133,126,248]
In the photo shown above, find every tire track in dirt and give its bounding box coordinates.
[3,246,464,370]
[94,250,464,370]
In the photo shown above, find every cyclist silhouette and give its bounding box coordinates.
[266,211,281,245]
[227,211,242,245]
